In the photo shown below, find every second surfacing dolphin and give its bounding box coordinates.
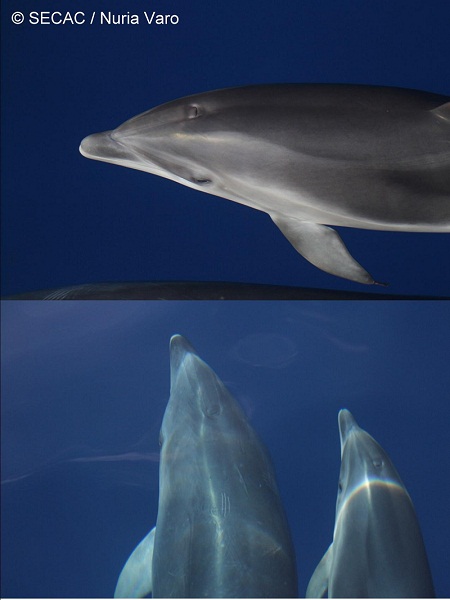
[80,84,450,285]
[114,335,297,598]
[306,409,434,598]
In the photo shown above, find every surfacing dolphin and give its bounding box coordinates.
[80,84,450,285]
[306,409,434,598]
[114,335,297,598]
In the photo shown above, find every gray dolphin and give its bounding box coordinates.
[114,335,297,598]
[7,281,449,300]
[306,409,434,598]
[80,84,450,285]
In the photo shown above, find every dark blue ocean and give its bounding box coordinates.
[1,0,450,297]
[1,0,450,596]
[1,301,449,597]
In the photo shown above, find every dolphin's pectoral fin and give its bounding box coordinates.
[114,527,156,598]
[271,215,382,285]
[306,543,333,598]
[432,101,450,122]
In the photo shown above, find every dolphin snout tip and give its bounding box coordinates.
[79,132,103,158]
[79,131,116,160]
[338,409,358,445]
[170,333,186,349]
[170,334,197,363]
[169,335,202,382]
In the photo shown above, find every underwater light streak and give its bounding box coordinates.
[336,476,409,526]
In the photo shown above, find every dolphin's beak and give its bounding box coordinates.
[169,334,197,375]
[338,409,358,454]
[80,130,172,179]
[79,131,134,163]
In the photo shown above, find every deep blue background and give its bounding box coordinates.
[2,0,450,296]
[2,300,450,597]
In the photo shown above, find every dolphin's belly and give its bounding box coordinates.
[329,487,435,597]
[152,413,297,597]
[153,492,296,597]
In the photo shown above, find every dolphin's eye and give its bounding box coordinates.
[338,481,343,492]
[372,458,384,468]
[187,105,200,119]
[159,432,164,447]
[192,177,212,186]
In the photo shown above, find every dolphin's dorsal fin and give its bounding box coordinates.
[306,543,333,598]
[114,527,156,598]
[270,215,380,285]
[432,101,450,122]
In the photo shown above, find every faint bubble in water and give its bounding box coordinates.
[233,333,298,368]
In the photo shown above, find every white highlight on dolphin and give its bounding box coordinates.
[114,335,297,598]
[306,409,435,598]
[80,84,450,284]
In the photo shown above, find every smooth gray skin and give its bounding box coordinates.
[115,335,297,598]
[307,409,434,598]
[79,84,450,285]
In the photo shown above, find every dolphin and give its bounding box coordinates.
[114,335,297,598]
[6,281,449,300]
[79,84,450,285]
[306,409,435,598]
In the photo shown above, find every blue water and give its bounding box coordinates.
[2,300,449,597]
[1,0,450,296]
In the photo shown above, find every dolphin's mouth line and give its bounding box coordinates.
[113,139,212,186]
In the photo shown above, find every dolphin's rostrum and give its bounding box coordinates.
[114,335,297,598]
[80,84,450,284]
[306,409,434,598]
